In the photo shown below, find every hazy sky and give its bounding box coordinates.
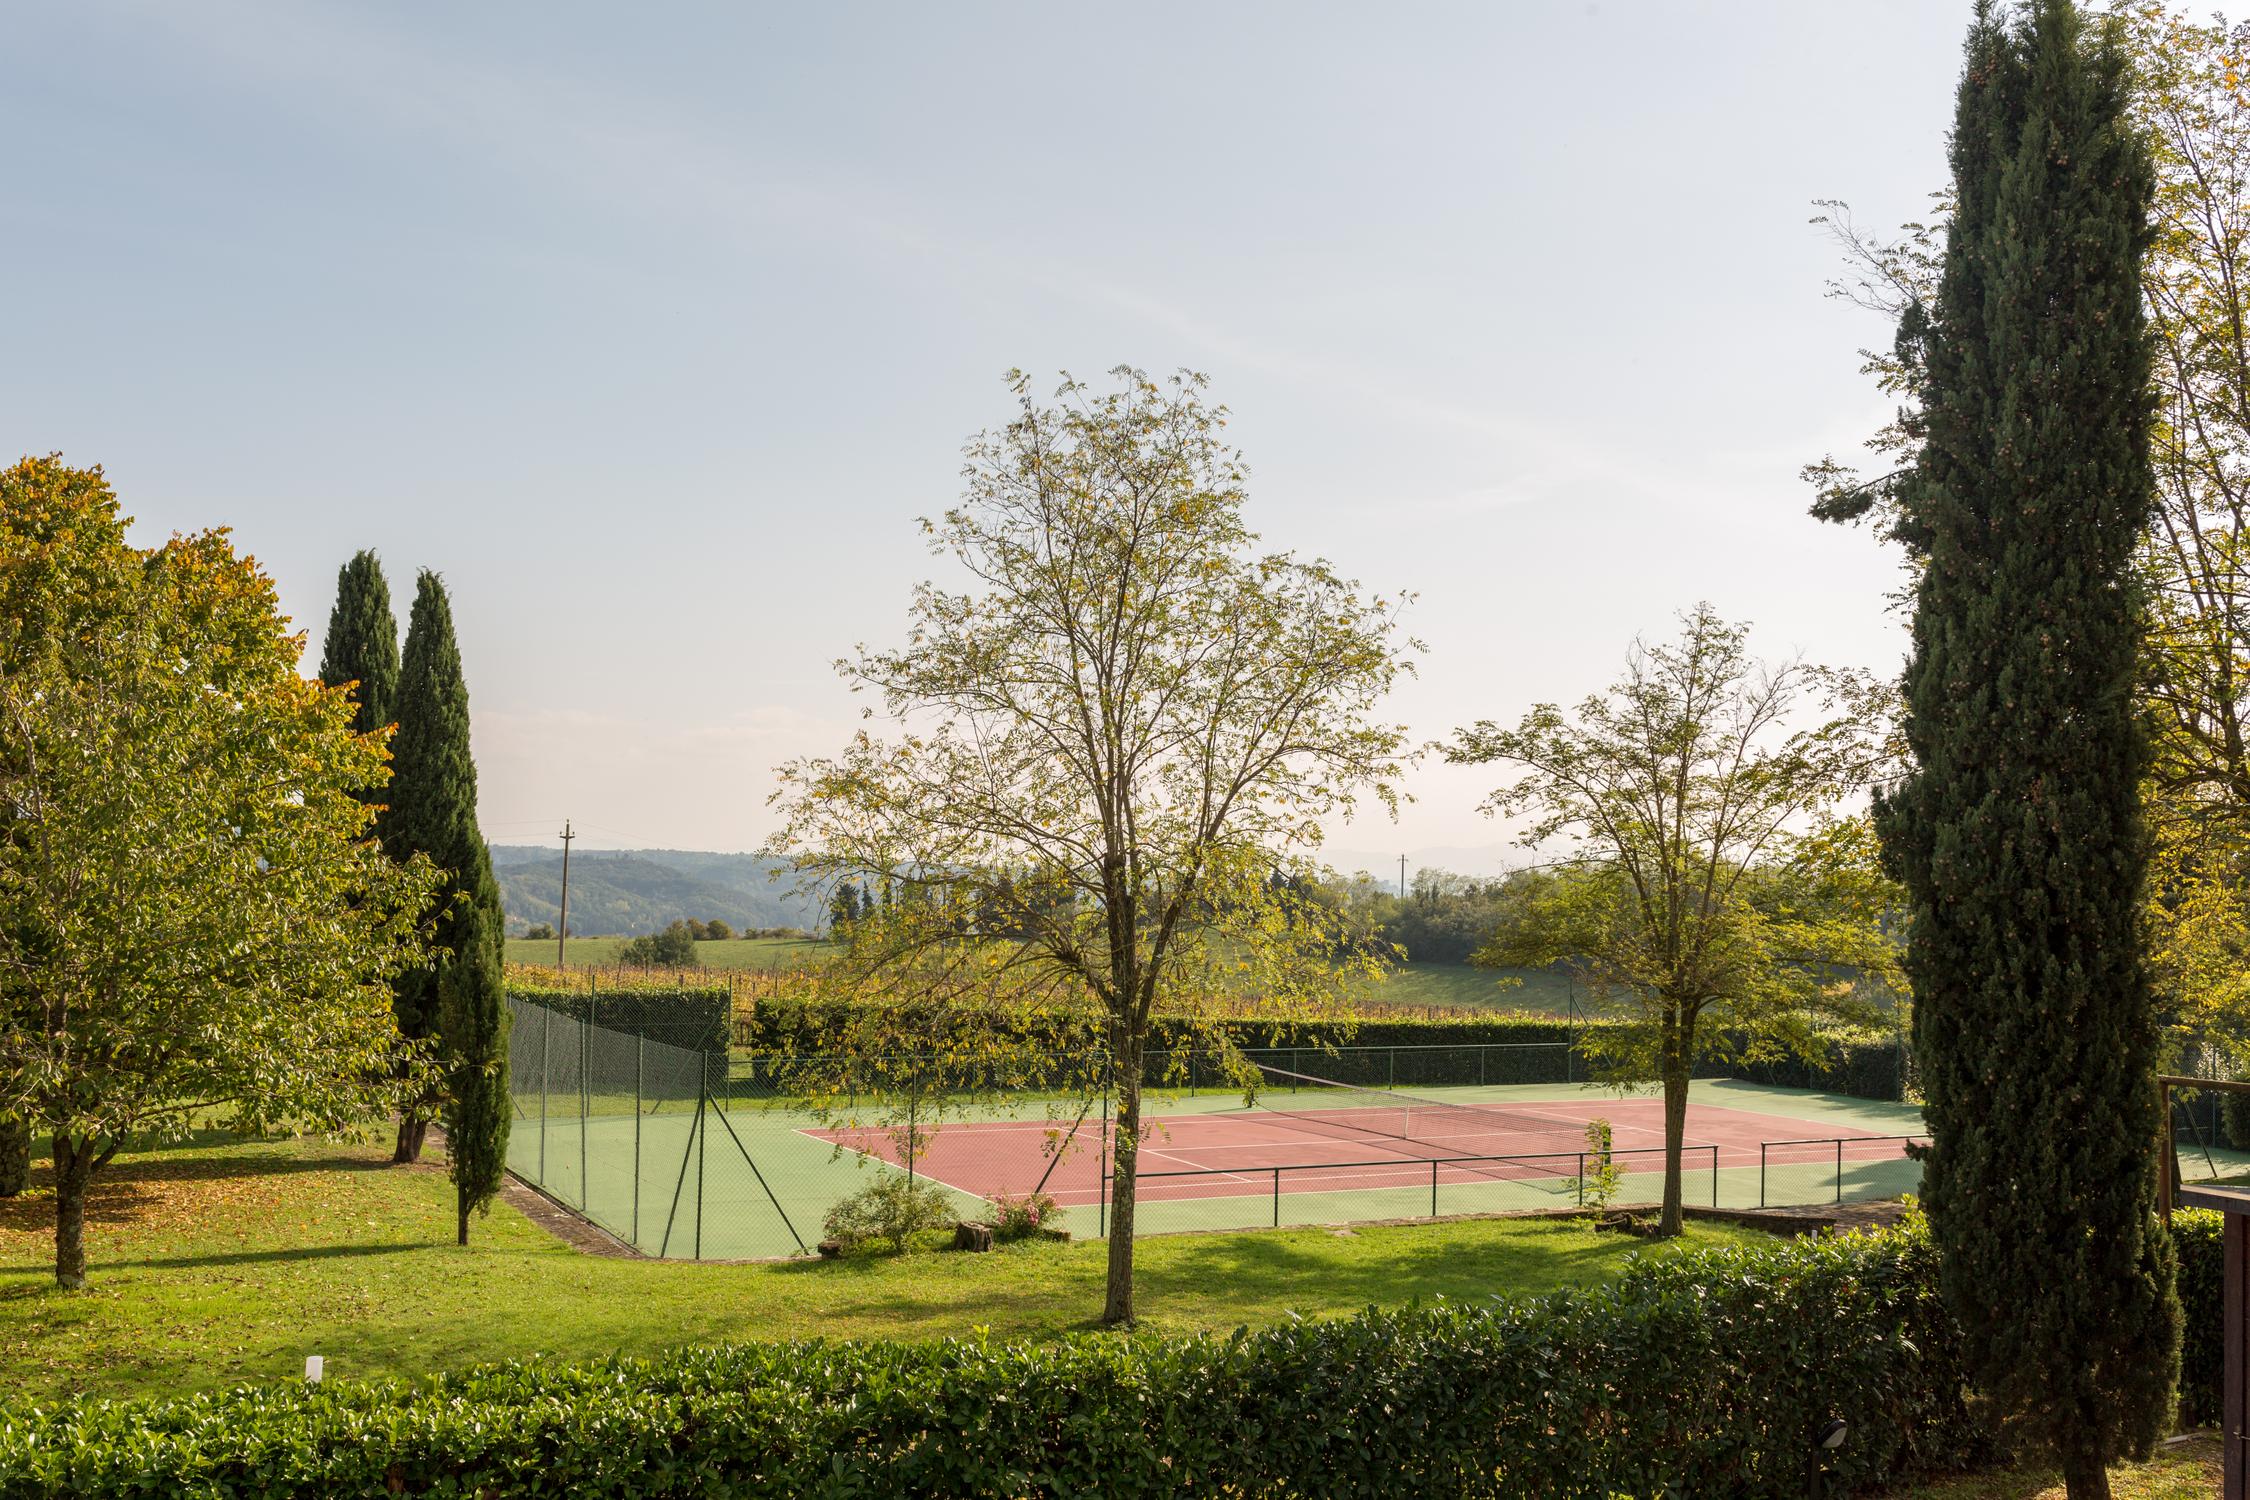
[3,2,1969,875]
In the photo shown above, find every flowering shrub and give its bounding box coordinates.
[983,1188,1060,1242]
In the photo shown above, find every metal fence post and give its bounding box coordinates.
[1577,1152,1585,1208]
[1272,1166,1281,1227]
[696,1082,707,1260]
[538,1005,549,1182]
[579,1010,589,1210]
[1835,1137,1844,1205]
[633,1033,643,1247]
[1430,1159,1439,1218]
[1098,1066,1109,1239]
[1710,1146,1718,1207]
[1759,1143,1768,1209]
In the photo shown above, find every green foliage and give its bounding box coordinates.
[523,922,557,942]
[616,920,700,969]
[315,549,399,746]
[1880,4,2180,1484]
[507,983,731,1053]
[2173,1208,2222,1429]
[0,457,437,1286]
[1574,1118,1622,1211]
[439,902,508,1243]
[2224,1087,2250,1152]
[820,1174,956,1252]
[983,1187,1060,1242]
[387,571,502,1166]
[1447,607,1896,1233]
[0,1218,1991,1499]
[767,369,1416,1323]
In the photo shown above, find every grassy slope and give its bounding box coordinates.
[0,1132,1764,1403]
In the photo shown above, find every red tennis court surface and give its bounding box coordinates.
[811,1094,1920,1208]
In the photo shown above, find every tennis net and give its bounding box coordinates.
[1251,1062,1586,1156]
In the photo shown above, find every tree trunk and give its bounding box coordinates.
[393,1114,428,1165]
[456,1189,470,1247]
[0,1116,29,1197]
[1101,1046,1141,1326]
[51,1131,97,1290]
[1658,1014,1690,1238]
[2058,1444,2112,1500]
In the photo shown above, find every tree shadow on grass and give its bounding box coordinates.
[0,1140,398,1234]
[0,1241,428,1292]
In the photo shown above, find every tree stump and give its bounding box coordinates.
[954,1221,994,1252]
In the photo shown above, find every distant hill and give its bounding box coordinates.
[490,846,822,937]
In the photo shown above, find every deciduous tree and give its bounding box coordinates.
[768,368,1413,1325]
[1447,606,1893,1236]
[0,457,435,1287]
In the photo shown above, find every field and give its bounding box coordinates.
[500,938,1590,1019]
[0,1131,1763,1403]
[503,935,825,971]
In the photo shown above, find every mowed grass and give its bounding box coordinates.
[1359,963,1585,1017]
[1882,1437,2218,1499]
[503,935,825,971]
[0,1132,1769,1404]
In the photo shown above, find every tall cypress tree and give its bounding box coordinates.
[317,551,400,744]
[1881,5,2176,1495]
[387,571,503,1165]
[439,899,509,1243]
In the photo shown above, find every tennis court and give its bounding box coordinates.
[503,995,1948,1261]
[812,1071,1930,1238]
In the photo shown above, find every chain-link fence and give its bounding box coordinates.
[507,997,1934,1259]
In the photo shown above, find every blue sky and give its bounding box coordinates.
[3,2,1967,872]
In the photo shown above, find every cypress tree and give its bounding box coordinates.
[317,551,400,743]
[1880,5,2176,1495]
[439,899,509,1244]
[388,571,503,1165]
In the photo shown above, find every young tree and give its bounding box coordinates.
[317,550,400,745]
[828,881,862,940]
[769,368,1413,1325]
[440,900,509,1244]
[617,919,698,968]
[1447,606,1893,1236]
[387,571,504,1165]
[0,457,435,1287]
[1880,7,2178,1495]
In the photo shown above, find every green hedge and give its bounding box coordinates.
[0,1223,1990,1498]
[508,985,732,1055]
[740,1003,1909,1102]
[2176,1207,2222,1427]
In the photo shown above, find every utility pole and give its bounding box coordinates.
[1399,854,1408,901]
[556,820,575,970]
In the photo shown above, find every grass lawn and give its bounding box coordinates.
[1883,1435,2218,1498]
[0,1131,1768,1403]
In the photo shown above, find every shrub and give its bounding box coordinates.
[821,1174,955,1251]
[2176,1206,2222,1427]
[1573,1118,1622,1210]
[522,922,557,941]
[506,986,731,1055]
[983,1187,1059,1241]
[617,920,699,969]
[2223,1085,2250,1151]
[0,1220,1998,1498]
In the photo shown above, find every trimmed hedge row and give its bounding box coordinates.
[2177,1207,2222,1427]
[507,985,732,1055]
[738,1001,1911,1102]
[0,1224,1990,1499]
